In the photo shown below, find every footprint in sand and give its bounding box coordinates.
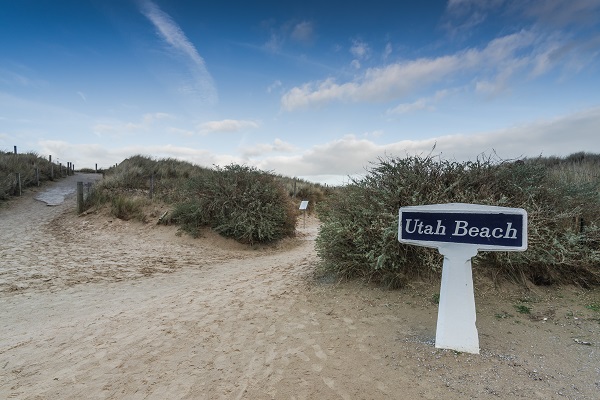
[322,377,351,400]
[312,344,327,360]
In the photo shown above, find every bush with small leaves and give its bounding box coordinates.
[316,154,600,288]
[171,165,297,244]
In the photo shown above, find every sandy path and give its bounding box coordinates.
[1,176,599,399]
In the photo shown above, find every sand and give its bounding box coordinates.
[1,174,599,399]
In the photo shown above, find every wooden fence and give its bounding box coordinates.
[1,146,78,199]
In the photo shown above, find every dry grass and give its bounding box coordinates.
[0,150,66,200]
[87,155,315,244]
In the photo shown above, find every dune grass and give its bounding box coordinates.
[8,149,597,287]
[87,155,327,244]
[0,150,66,200]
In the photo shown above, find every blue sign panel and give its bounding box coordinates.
[400,210,525,248]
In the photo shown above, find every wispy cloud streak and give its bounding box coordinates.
[198,119,260,134]
[280,28,593,110]
[139,0,217,105]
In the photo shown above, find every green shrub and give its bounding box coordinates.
[171,165,297,244]
[88,157,298,244]
[316,154,600,288]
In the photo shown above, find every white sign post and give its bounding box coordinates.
[398,203,527,354]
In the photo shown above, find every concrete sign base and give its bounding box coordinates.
[436,245,479,353]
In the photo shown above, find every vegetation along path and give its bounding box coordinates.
[1,175,599,399]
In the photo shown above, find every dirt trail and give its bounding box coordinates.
[1,176,599,399]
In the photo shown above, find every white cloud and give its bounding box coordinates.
[387,90,451,115]
[291,21,314,44]
[281,30,567,110]
[267,80,282,93]
[139,0,217,105]
[350,39,370,59]
[198,119,260,134]
[256,135,421,178]
[262,20,315,53]
[383,43,392,60]
[31,107,600,186]
[445,0,600,34]
[387,98,429,114]
[93,113,174,137]
[37,140,239,171]
[518,0,600,28]
[363,130,384,138]
[264,33,283,52]
[167,126,194,137]
[258,106,600,184]
[444,0,502,34]
[281,52,461,110]
[240,138,296,157]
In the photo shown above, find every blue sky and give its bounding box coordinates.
[1,0,599,184]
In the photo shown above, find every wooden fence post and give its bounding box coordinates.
[16,173,21,196]
[77,182,84,214]
[14,146,17,155]
[36,167,40,186]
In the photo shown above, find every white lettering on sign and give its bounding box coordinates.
[404,219,446,235]
[405,219,519,240]
[452,221,517,239]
